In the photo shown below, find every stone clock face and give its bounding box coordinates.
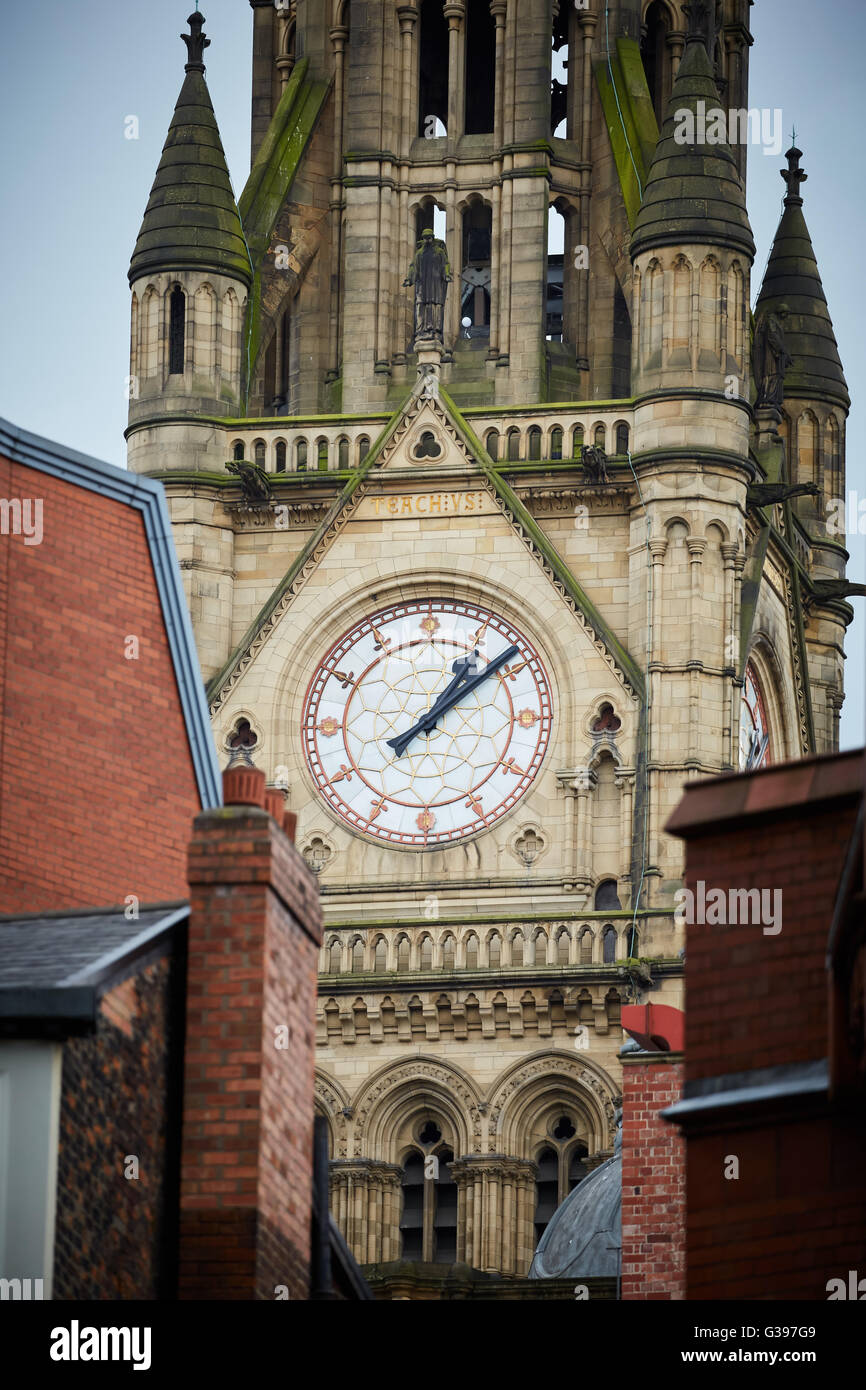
[302,599,553,847]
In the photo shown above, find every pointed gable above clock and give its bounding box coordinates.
[206,380,645,719]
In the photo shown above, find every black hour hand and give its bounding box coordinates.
[386,644,518,758]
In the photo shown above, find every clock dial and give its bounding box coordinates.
[302,599,553,846]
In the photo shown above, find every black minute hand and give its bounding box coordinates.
[386,644,519,758]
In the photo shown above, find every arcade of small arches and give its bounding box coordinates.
[314,1050,620,1271]
[224,411,632,475]
[130,276,246,394]
[320,916,637,977]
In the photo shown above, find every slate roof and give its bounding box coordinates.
[128,25,251,286]
[631,30,754,260]
[0,903,188,1033]
[754,148,849,410]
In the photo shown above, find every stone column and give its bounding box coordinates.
[444,3,465,148]
[491,0,507,147]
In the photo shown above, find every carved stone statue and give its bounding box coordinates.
[581,443,610,484]
[754,305,793,408]
[404,229,452,343]
[226,458,272,503]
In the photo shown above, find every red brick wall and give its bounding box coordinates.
[179,783,322,1300]
[621,1056,685,1300]
[53,955,182,1299]
[685,1115,866,1299]
[0,454,202,911]
[683,803,858,1079]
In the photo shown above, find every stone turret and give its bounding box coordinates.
[753,145,849,540]
[127,12,252,474]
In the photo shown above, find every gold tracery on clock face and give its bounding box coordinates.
[302,599,552,847]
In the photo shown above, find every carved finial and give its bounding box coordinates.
[182,11,210,72]
[781,145,808,206]
[683,0,711,45]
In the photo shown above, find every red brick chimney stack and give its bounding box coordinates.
[179,760,321,1299]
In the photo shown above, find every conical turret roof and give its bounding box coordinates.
[631,4,754,261]
[754,146,849,411]
[129,13,251,286]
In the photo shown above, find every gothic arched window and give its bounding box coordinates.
[417,0,448,137]
[275,439,287,472]
[602,925,617,965]
[169,285,186,375]
[533,1115,589,1243]
[399,1122,457,1263]
[740,662,771,770]
[465,0,495,135]
[641,1,672,128]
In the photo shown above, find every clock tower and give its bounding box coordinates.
[126,2,855,1286]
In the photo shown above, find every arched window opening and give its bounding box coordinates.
[550,426,563,460]
[740,662,771,770]
[488,933,502,969]
[142,289,159,378]
[528,426,542,461]
[316,437,329,471]
[615,422,630,455]
[221,288,242,384]
[434,1148,457,1263]
[579,930,593,965]
[699,259,721,361]
[798,411,818,487]
[338,437,350,470]
[232,440,245,461]
[644,260,663,364]
[511,931,524,967]
[460,202,492,336]
[399,1151,425,1260]
[465,933,479,969]
[641,1,672,128]
[593,423,606,450]
[534,1147,560,1245]
[557,929,570,966]
[253,439,266,467]
[595,879,622,911]
[295,438,308,471]
[328,939,341,973]
[507,428,521,462]
[568,1142,589,1191]
[418,0,449,137]
[465,0,495,135]
[351,937,364,972]
[374,936,388,972]
[602,925,617,965]
[420,935,433,971]
[416,199,447,246]
[485,429,500,461]
[397,934,411,970]
[169,285,186,375]
[551,5,569,136]
[546,205,565,342]
[442,935,456,970]
[275,440,287,472]
[357,435,370,465]
[571,424,584,458]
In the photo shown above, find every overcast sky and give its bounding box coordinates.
[0,0,862,748]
